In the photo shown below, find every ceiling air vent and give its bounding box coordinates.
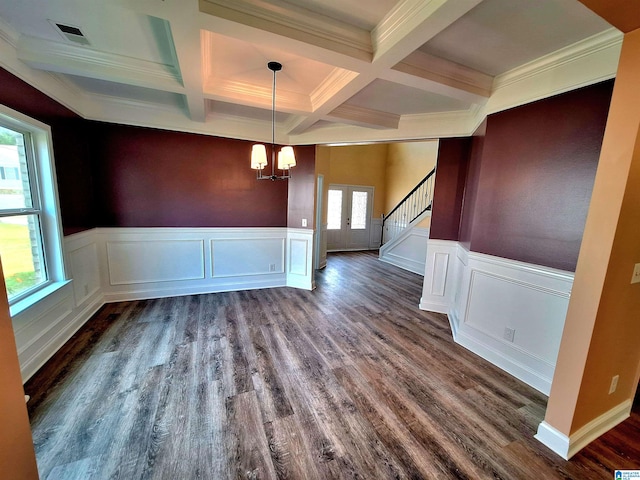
[51,21,90,46]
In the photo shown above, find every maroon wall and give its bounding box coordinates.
[287,145,316,229]
[429,138,470,241]
[91,123,290,227]
[1,67,306,231]
[0,68,96,235]
[465,80,613,271]
[458,121,486,249]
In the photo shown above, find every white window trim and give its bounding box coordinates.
[0,105,68,316]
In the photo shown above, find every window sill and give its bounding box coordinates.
[9,280,72,318]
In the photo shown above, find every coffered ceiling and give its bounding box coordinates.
[0,0,620,144]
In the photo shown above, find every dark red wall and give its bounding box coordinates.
[287,145,316,229]
[464,80,614,271]
[91,123,290,227]
[0,68,95,235]
[458,121,486,249]
[429,138,470,241]
[1,67,304,231]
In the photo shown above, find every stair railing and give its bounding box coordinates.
[381,167,435,245]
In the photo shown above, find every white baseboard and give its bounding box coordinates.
[535,422,571,460]
[418,298,448,314]
[102,276,287,304]
[450,310,553,394]
[536,400,632,459]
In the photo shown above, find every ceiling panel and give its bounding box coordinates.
[0,1,174,64]
[419,0,612,76]
[205,32,338,95]
[345,79,470,115]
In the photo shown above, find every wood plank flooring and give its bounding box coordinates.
[26,251,640,479]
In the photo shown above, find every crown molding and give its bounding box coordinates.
[203,78,312,114]
[489,28,622,115]
[198,0,372,62]
[494,28,622,90]
[327,104,400,130]
[309,68,360,110]
[17,35,184,93]
[0,16,18,48]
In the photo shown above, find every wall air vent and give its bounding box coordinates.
[50,21,90,46]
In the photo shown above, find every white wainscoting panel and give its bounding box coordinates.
[212,238,284,277]
[107,239,205,285]
[464,269,569,365]
[316,223,327,270]
[98,228,293,301]
[419,239,458,313]
[287,229,315,290]
[379,227,429,275]
[420,240,574,394]
[12,229,104,381]
[370,218,383,249]
[68,242,101,305]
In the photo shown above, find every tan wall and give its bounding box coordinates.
[0,263,39,479]
[384,141,439,214]
[544,27,640,435]
[318,144,389,218]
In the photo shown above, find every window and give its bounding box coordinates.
[350,191,368,230]
[0,106,65,311]
[327,189,342,230]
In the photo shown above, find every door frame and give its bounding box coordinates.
[326,183,374,252]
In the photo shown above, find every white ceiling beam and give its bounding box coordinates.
[171,8,207,123]
[325,104,400,130]
[287,0,484,134]
[198,0,372,63]
[16,35,184,93]
[382,51,492,104]
[371,0,483,66]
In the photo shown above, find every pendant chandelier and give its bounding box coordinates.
[251,61,296,180]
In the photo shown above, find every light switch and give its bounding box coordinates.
[302,218,307,227]
[632,263,640,284]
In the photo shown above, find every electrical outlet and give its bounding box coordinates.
[269,263,276,272]
[609,375,619,394]
[503,327,516,342]
[631,263,640,284]
[302,218,307,227]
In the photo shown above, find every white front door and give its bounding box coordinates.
[326,185,374,251]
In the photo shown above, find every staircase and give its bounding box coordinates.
[379,168,435,274]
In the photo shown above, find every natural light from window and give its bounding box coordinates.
[0,126,47,301]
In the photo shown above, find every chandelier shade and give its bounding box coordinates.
[251,144,268,170]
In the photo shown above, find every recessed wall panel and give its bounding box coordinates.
[107,240,205,285]
[212,238,284,277]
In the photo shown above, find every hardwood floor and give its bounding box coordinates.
[26,251,640,479]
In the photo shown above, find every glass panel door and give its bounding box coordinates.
[326,185,373,251]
